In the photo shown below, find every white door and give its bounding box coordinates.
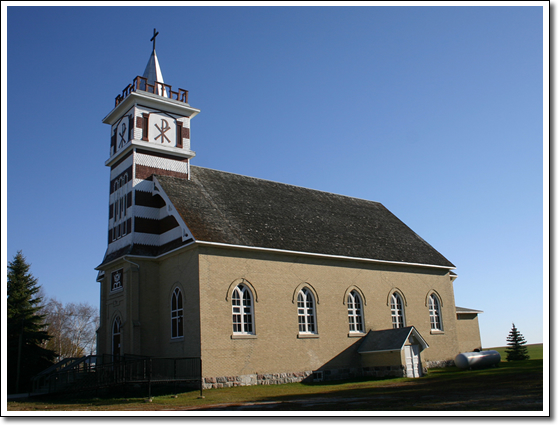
[404,345,422,378]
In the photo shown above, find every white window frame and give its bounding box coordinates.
[232,284,254,335]
[171,287,184,339]
[348,290,364,333]
[391,292,405,329]
[428,293,443,331]
[297,288,317,334]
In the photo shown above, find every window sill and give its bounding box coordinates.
[171,337,184,342]
[297,333,319,339]
[231,334,257,339]
[348,332,366,338]
[110,287,123,294]
[430,330,444,335]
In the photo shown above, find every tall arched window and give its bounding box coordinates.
[428,293,443,331]
[112,316,121,361]
[171,288,184,338]
[297,288,316,334]
[347,290,364,333]
[391,292,405,328]
[232,284,254,334]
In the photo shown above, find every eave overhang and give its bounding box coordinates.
[102,90,200,126]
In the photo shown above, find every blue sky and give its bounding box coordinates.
[4,5,547,349]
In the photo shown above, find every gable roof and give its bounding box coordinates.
[155,166,455,268]
[357,327,429,354]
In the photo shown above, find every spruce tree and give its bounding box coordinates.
[7,251,55,393]
[505,323,530,361]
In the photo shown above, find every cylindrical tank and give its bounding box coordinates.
[454,350,501,369]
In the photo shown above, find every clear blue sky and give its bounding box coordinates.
[4,5,547,349]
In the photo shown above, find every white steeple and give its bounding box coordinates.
[142,28,167,97]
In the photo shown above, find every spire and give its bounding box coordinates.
[142,28,167,97]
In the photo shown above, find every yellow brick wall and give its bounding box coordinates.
[196,246,461,378]
[456,313,483,353]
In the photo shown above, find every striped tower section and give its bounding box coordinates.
[105,149,195,259]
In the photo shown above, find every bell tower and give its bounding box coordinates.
[101,29,200,263]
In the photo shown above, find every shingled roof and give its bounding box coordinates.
[357,327,429,354]
[155,166,455,268]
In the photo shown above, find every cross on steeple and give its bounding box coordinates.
[150,28,159,52]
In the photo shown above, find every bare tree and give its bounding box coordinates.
[42,299,99,361]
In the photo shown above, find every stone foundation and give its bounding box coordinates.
[202,365,412,389]
[202,371,314,389]
[202,360,461,388]
[425,359,455,368]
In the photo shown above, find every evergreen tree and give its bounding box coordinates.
[505,323,530,361]
[7,251,55,393]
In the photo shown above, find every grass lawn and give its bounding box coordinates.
[487,343,543,361]
[7,358,543,412]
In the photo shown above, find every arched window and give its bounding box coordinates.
[428,293,443,331]
[391,292,405,328]
[171,288,184,338]
[297,288,316,334]
[347,290,364,333]
[232,284,254,334]
[112,316,121,361]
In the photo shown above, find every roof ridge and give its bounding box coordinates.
[190,165,384,206]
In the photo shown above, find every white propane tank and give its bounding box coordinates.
[454,350,501,369]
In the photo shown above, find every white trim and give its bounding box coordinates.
[102,90,200,126]
[359,348,400,354]
[97,238,455,271]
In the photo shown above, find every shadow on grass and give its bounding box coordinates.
[238,359,544,411]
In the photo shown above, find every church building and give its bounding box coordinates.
[95,32,483,388]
